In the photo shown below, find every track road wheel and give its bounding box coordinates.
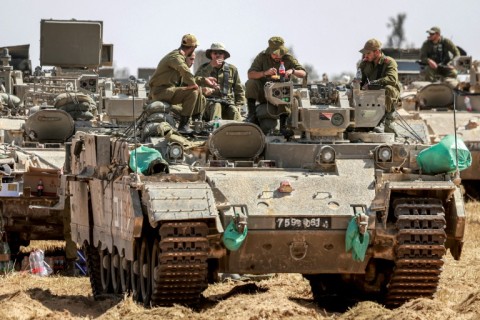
[139,238,152,306]
[120,254,131,294]
[111,247,122,294]
[151,238,160,306]
[99,248,112,293]
[131,240,142,302]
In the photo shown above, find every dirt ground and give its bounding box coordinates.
[0,201,479,320]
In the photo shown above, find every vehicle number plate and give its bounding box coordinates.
[275,217,331,230]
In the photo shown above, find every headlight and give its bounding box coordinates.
[316,146,336,164]
[168,142,183,160]
[376,145,392,162]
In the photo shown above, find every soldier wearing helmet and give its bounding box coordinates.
[245,36,306,127]
[420,26,460,82]
[358,38,401,133]
[149,34,218,134]
[195,42,245,121]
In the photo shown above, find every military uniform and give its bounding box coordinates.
[359,53,402,112]
[246,51,305,104]
[195,62,245,121]
[420,37,460,81]
[149,49,203,117]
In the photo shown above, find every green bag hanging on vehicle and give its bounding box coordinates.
[417,135,472,175]
[345,215,370,262]
[129,145,168,175]
[223,220,248,251]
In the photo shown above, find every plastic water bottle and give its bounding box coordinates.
[355,68,362,81]
[352,68,362,90]
[464,96,473,112]
[0,241,11,274]
[37,179,44,196]
[279,61,286,82]
[213,116,220,129]
[29,249,47,276]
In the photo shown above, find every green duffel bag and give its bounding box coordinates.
[417,134,472,174]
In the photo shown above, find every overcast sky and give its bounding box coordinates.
[2,0,479,81]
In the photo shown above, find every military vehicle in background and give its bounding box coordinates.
[65,77,466,307]
[0,18,148,269]
[387,46,480,199]
[382,48,422,87]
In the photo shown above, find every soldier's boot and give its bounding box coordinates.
[177,116,193,135]
[279,114,288,131]
[373,116,386,133]
[384,111,396,134]
[245,99,258,124]
[279,114,293,139]
[373,111,396,134]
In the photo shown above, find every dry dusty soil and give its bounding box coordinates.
[0,202,479,320]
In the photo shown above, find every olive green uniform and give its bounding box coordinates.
[420,37,460,81]
[359,53,401,112]
[149,49,205,117]
[195,62,245,121]
[246,51,305,104]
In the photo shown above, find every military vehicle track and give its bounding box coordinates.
[151,221,209,306]
[85,244,103,298]
[385,198,447,306]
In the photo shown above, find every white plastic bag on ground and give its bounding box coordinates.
[29,249,53,276]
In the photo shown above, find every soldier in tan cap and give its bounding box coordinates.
[148,34,218,134]
[358,38,402,133]
[245,36,306,126]
[195,43,245,121]
[420,26,460,81]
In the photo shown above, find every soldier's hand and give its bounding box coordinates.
[205,77,219,89]
[214,59,224,66]
[264,68,277,77]
[184,84,199,90]
[202,87,215,96]
[427,58,438,70]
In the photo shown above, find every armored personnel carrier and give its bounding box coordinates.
[66,80,466,308]
[398,54,480,198]
[0,18,144,268]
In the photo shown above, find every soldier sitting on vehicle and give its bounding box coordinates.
[148,34,218,134]
[195,43,245,122]
[357,38,402,134]
[245,36,306,129]
[420,26,460,82]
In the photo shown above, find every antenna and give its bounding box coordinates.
[132,79,139,180]
[452,90,461,185]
